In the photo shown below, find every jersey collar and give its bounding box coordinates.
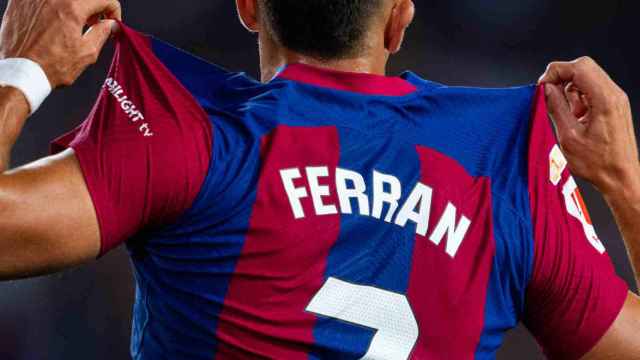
[275,63,418,96]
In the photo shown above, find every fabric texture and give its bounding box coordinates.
[50,24,628,360]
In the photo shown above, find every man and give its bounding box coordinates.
[0,0,638,358]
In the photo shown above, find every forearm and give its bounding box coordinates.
[0,86,30,172]
[603,171,640,291]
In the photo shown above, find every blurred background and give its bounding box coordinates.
[0,0,638,359]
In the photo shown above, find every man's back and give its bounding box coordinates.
[51,25,627,359]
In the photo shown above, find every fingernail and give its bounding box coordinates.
[544,84,552,97]
[109,20,120,34]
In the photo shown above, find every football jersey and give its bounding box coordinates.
[51,24,628,360]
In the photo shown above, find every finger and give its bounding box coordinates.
[80,0,122,21]
[538,61,574,85]
[538,58,611,86]
[83,14,102,35]
[545,83,581,140]
[565,82,589,119]
[81,20,118,62]
[86,14,101,28]
[539,58,611,112]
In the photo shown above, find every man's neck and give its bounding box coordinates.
[260,49,390,83]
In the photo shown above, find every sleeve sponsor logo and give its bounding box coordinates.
[549,144,567,186]
[104,78,154,137]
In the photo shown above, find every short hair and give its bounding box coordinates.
[261,0,384,60]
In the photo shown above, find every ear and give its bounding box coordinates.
[385,0,415,54]
[236,0,260,33]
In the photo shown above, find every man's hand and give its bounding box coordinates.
[0,0,122,88]
[0,0,123,279]
[538,56,639,196]
[539,58,640,359]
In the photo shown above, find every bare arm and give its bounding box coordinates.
[0,86,99,279]
[603,179,640,291]
[539,57,640,358]
[0,148,100,279]
[0,0,120,279]
[0,87,29,171]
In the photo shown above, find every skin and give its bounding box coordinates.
[235,0,415,82]
[0,0,637,357]
[0,0,120,279]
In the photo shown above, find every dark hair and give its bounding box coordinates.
[261,0,384,60]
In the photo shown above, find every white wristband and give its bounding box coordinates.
[0,58,52,115]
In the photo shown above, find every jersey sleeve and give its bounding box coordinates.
[50,24,212,255]
[523,85,628,359]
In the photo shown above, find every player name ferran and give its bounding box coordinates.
[280,167,471,258]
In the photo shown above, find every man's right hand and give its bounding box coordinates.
[0,0,121,88]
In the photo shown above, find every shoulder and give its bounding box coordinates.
[114,25,284,163]
[414,79,545,319]
[402,75,543,318]
[116,24,278,114]
[406,73,539,182]
[148,38,273,112]
[408,73,536,125]
[406,72,536,102]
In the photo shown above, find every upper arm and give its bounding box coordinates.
[0,149,99,279]
[523,86,629,359]
[581,292,640,360]
[0,23,215,279]
[50,24,212,256]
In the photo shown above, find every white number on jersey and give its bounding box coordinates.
[306,277,419,359]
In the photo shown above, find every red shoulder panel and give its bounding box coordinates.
[51,24,212,255]
[524,85,627,359]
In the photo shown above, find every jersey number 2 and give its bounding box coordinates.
[306,277,419,359]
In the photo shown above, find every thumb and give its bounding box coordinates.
[82,20,119,55]
[545,83,580,140]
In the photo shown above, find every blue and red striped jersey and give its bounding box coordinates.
[52,25,628,360]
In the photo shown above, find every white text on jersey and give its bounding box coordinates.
[280,167,471,258]
[104,78,154,137]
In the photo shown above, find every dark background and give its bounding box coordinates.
[0,0,638,359]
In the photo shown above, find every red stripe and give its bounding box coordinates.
[215,126,341,358]
[525,86,628,359]
[51,24,212,255]
[407,146,495,358]
[277,63,417,96]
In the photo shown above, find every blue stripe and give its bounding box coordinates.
[472,87,536,358]
[310,127,421,358]
[126,37,268,359]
